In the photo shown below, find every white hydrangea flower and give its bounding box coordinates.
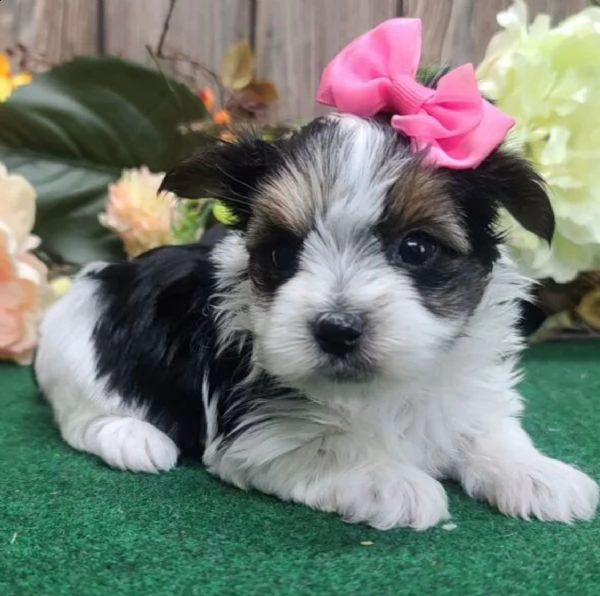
[478,0,600,283]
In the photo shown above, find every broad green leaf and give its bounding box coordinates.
[0,56,209,264]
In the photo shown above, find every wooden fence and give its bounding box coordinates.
[0,0,589,120]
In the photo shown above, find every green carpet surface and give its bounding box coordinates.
[1,342,600,596]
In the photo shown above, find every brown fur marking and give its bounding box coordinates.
[386,163,470,254]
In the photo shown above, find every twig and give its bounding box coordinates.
[149,0,228,106]
[155,51,228,105]
[6,44,53,73]
[10,532,17,545]
[96,0,106,55]
[156,0,178,58]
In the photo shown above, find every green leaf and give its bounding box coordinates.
[0,56,209,264]
[416,64,450,87]
[172,199,214,244]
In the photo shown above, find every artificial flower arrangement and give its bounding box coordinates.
[0,165,52,364]
[0,0,599,365]
[97,39,297,259]
[477,0,600,339]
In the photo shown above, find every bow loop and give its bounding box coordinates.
[316,19,514,169]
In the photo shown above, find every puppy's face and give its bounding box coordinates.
[162,115,553,387]
[244,116,484,384]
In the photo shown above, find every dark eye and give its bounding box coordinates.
[270,243,299,274]
[396,232,440,267]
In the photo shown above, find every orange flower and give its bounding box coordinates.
[198,87,215,111]
[0,52,32,102]
[213,109,231,125]
[99,167,178,258]
[0,164,52,365]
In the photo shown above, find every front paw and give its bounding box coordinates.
[301,466,450,530]
[469,456,599,523]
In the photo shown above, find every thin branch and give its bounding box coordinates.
[96,0,106,55]
[156,0,178,57]
[146,43,229,106]
[159,51,228,102]
[150,0,228,105]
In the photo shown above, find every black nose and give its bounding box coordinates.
[313,312,364,357]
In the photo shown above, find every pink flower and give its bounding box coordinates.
[0,165,52,365]
[99,167,177,258]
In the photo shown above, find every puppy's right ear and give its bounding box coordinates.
[159,136,281,230]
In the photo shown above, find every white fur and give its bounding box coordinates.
[204,254,598,528]
[35,265,180,473]
[457,417,599,522]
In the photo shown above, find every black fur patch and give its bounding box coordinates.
[378,136,551,319]
[89,244,295,456]
[159,136,284,231]
[247,229,305,297]
[408,253,490,319]
[449,150,555,244]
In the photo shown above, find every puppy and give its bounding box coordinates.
[35,114,598,530]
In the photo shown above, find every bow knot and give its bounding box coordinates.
[316,19,514,169]
[389,74,432,114]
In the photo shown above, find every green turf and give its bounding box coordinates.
[1,342,600,596]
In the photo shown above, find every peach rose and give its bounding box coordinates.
[0,165,52,365]
[99,167,178,257]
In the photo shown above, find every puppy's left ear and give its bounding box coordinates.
[456,150,555,243]
[159,136,281,230]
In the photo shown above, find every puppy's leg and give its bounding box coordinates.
[56,406,179,474]
[35,271,179,474]
[206,429,449,530]
[456,415,598,522]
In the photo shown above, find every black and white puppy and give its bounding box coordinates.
[35,113,598,530]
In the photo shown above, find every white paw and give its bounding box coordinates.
[300,466,450,530]
[82,416,180,473]
[470,456,599,523]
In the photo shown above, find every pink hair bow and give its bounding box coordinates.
[316,18,514,169]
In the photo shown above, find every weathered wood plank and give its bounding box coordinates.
[402,0,589,66]
[254,0,399,121]
[0,0,37,50]
[104,0,251,90]
[0,0,97,61]
[528,0,590,23]
[104,0,166,62]
[0,0,590,120]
